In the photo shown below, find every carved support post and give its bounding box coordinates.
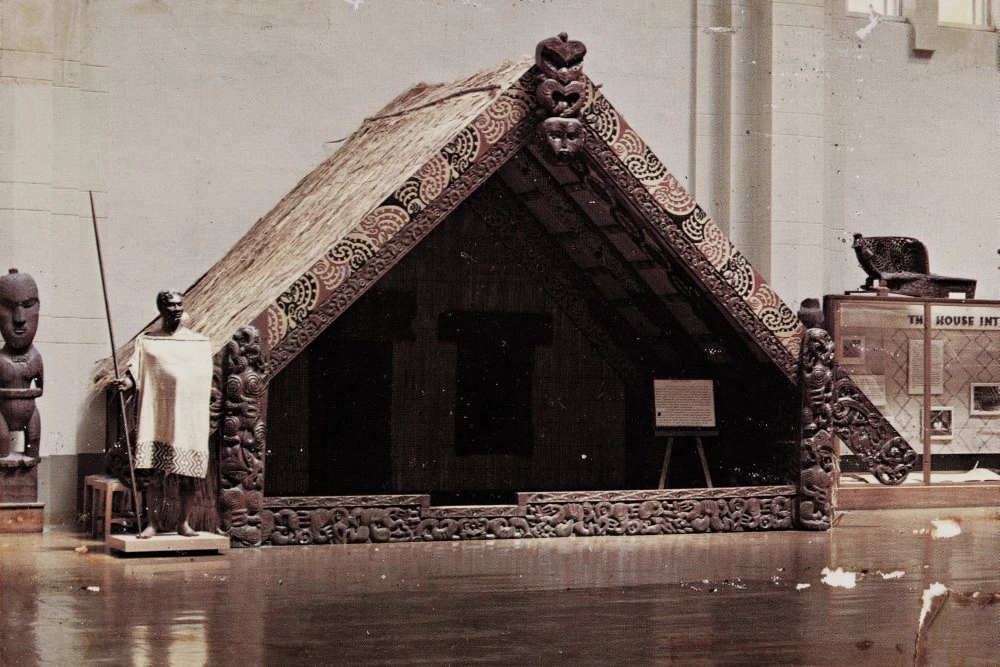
[796,328,836,530]
[218,326,269,547]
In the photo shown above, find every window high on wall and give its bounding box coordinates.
[847,0,901,15]
[939,0,991,25]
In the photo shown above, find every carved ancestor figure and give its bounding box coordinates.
[114,291,212,537]
[0,269,43,462]
[534,32,588,160]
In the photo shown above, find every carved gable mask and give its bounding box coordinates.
[535,32,587,85]
[539,116,584,159]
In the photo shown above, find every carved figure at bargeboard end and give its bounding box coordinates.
[0,269,43,467]
[111,290,213,538]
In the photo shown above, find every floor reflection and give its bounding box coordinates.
[0,507,996,665]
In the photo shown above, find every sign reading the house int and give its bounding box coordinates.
[840,304,1000,331]
[653,379,716,429]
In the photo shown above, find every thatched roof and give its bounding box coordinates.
[94,56,534,388]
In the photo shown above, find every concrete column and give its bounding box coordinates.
[693,0,733,232]
[728,0,773,277]
[767,0,827,307]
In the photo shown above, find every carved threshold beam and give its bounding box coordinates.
[257,486,796,545]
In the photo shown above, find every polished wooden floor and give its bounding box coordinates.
[1,508,997,666]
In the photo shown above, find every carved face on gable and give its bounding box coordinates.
[535,32,587,85]
[0,270,40,352]
[540,116,584,160]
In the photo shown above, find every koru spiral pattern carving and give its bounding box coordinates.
[831,364,917,485]
[217,325,269,547]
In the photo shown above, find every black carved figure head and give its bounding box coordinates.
[0,269,40,352]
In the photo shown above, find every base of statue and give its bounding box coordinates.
[0,502,44,533]
[107,532,230,554]
[0,457,39,504]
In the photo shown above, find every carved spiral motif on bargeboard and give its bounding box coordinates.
[265,304,289,351]
[328,235,377,271]
[721,252,756,299]
[275,273,319,329]
[441,126,481,179]
[649,174,696,217]
[695,218,731,270]
[612,128,645,162]
[680,209,709,243]
[472,92,532,144]
[583,94,620,143]
[759,307,802,343]
[416,153,451,204]
[358,205,410,247]
[310,254,351,292]
[784,332,802,359]
[626,147,668,185]
[392,179,424,215]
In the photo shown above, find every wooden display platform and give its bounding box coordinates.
[107,532,230,554]
[838,482,1000,510]
[0,502,43,533]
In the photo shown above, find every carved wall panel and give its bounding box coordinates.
[796,327,917,532]
[797,328,837,530]
[218,326,269,547]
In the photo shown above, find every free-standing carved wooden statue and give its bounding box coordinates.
[113,290,212,537]
[0,269,43,463]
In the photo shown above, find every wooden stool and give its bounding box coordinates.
[83,474,127,540]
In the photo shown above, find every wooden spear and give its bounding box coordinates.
[89,191,143,534]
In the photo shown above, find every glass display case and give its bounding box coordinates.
[825,295,1000,507]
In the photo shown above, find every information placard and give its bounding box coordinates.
[907,340,944,395]
[654,379,716,429]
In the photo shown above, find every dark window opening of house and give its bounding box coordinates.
[439,310,553,456]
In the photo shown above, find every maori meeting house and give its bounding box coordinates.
[95,35,917,547]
